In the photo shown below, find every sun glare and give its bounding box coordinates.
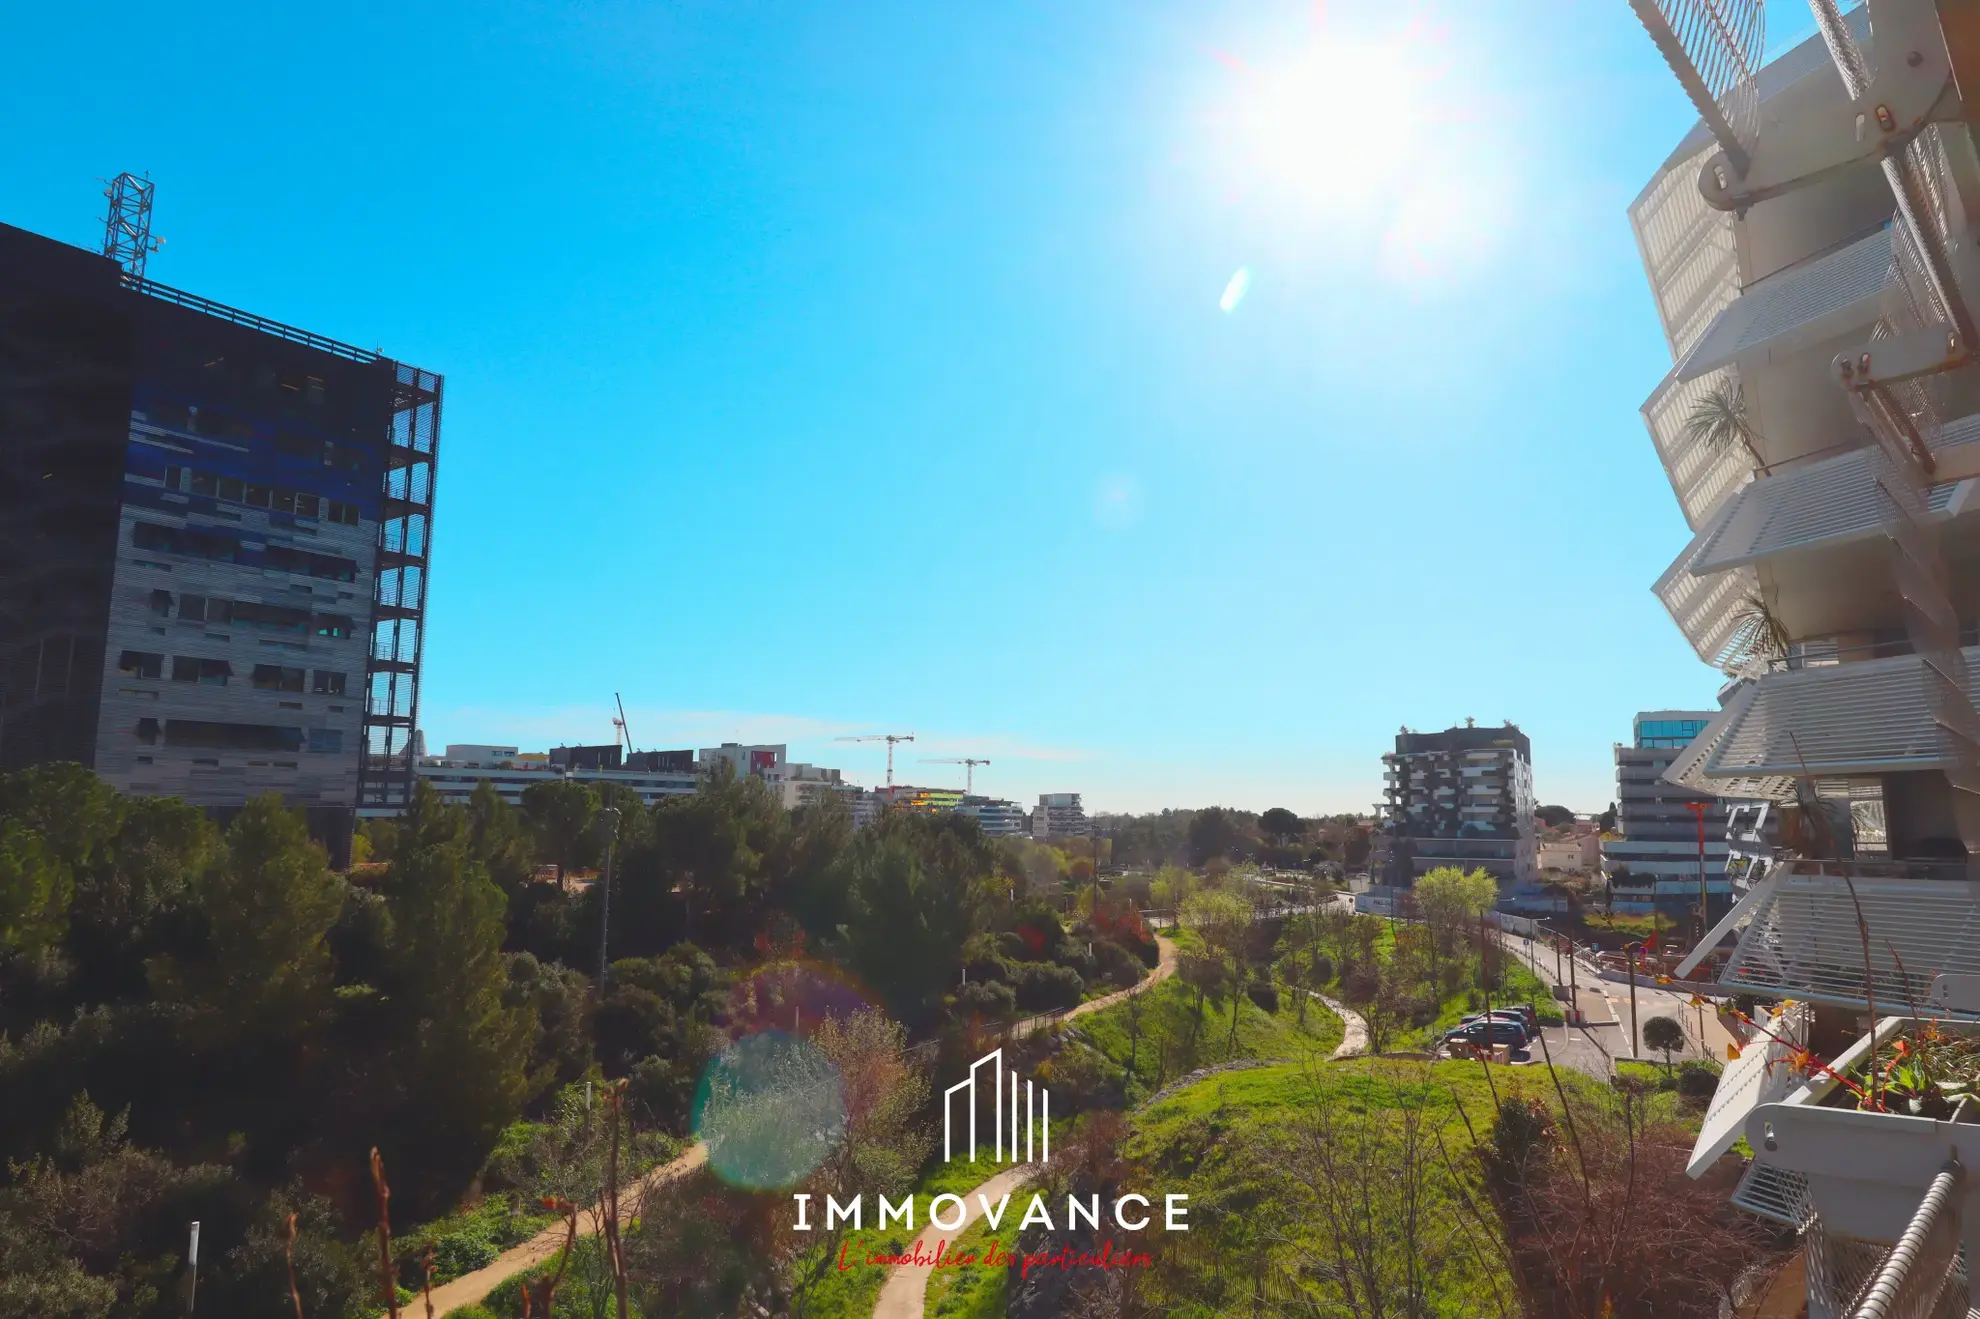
[1233,43,1417,211]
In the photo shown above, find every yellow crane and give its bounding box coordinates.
[921,757,990,793]
[836,732,915,787]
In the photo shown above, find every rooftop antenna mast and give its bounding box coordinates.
[922,757,990,793]
[100,172,162,280]
[836,732,915,787]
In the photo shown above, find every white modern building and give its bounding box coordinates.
[1031,792,1089,839]
[1623,1,1980,1306]
[415,745,699,809]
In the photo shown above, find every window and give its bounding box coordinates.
[275,431,320,462]
[190,471,218,497]
[246,484,271,508]
[134,523,240,565]
[273,489,296,514]
[252,664,306,693]
[151,402,190,432]
[313,614,353,639]
[305,377,327,407]
[218,476,243,502]
[147,589,173,617]
[118,650,164,680]
[136,718,160,745]
[172,656,231,685]
[327,500,361,525]
[164,720,305,753]
[312,670,347,696]
[263,545,358,582]
[163,465,183,491]
[307,728,344,754]
[293,493,319,519]
[232,600,309,632]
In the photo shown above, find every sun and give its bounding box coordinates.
[1229,41,1421,214]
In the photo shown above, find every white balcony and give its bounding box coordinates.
[1671,225,1891,384]
[1663,650,1970,799]
[1675,861,1980,1011]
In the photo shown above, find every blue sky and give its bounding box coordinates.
[1,2,1831,815]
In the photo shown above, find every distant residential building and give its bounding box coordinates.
[550,743,622,771]
[1373,720,1538,900]
[1032,792,1089,840]
[842,787,882,830]
[1599,711,1732,917]
[1537,832,1600,872]
[957,796,1027,837]
[698,742,786,779]
[771,762,846,809]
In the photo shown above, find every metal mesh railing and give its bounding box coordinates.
[1842,1162,1967,1319]
[1628,0,1765,176]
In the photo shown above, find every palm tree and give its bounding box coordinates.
[1684,375,1764,467]
[1729,592,1793,668]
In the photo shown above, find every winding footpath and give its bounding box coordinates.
[410,1143,708,1318]
[1314,991,1368,1060]
[410,937,1180,1318]
[869,935,1187,1319]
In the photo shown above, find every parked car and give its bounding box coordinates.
[1459,1008,1537,1038]
[1445,1018,1530,1050]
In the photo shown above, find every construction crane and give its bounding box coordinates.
[612,692,636,754]
[836,732,915,787]
[922,757,990,793]
[100,172,162,280]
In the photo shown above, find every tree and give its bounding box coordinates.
[149,795,343,1041]
[844,825,981,1024]
[467,779,536,900]
[373,832,536,1217]
[1413,866,1497,987]
[1259,807,1303,846]
[1187,807,1249,867]
[781,1011,931,1318]
[1682,373,1763,467]
[522,779,602,889]
[1535,805,1576,829]
[1643,1015,1685,1075]
[1181,888,1252,1047]
[1598,803,1618,833]
[0,818,69,959]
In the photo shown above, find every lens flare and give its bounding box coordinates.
[1219,266,1253,312]
[692,1030,845,1190]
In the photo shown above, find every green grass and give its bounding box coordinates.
[786,1124,1072,1319]
[402,1193,555,1289]
[1070,976,1343,1104]
[924,1210,1012,1319]
[1123,1057,1594,1317]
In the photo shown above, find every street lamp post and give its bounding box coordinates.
[1684,800,1712,956]
[596,807,621,993]
[1624,938,1646,1059]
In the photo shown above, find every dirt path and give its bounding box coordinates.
[409,1143,708,1318]
[872,935,1178,1319]
[869,1165,1030,1319]
[1313,991,1367,1060]
[1014,933,1179,1038]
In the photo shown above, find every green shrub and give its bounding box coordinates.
[1676,1059,1721,1103]
[1244,979,1279,1013]
[1011,962,1083,1011]
[444,1305,501,1319]
[955,979,1018,1020]
[431,1230,499,1277]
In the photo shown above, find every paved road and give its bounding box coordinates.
[1495,928,1735,1070]
[1014,934,1178,1038]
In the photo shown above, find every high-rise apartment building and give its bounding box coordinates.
[1599,711,1732,917]
[1373,721,1537,896]
[0,222,438,851]
[1031,792,1089,840]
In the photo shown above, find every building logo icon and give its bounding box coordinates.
[943,1048,1048,1165]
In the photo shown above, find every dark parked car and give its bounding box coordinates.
[1446,1018,1530,1050]
[1460,1008,1536,1038]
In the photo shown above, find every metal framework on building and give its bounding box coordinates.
[358,363,440,815]
[100,173,160,280]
